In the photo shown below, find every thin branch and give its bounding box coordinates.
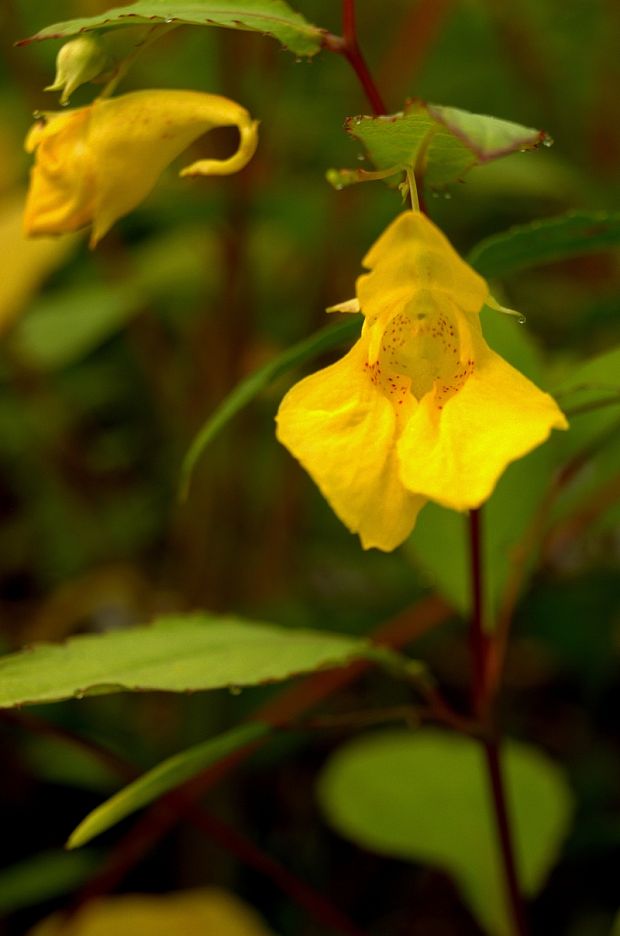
[483,740,530,936]
[468,509,489,717]
[468,510,529,936]
[322,1,387,115]
[7,714,365,936]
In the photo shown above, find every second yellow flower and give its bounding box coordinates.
[24,89,259,246]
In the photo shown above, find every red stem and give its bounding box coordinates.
[468,508,488,716]
[191,809,367,936]
[8,716,365,936]
[342,0,357,43]
[483,740,530,936]
[323,1,387,115]
[468,510,529,936]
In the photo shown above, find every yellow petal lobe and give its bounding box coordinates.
[397,329,569,509]
[276,337,425,551]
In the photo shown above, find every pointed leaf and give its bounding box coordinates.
[319,729,573,936]
[20,1,323,58]
[68,723,268,848]
[180,316,360,496]
[0,615,369,707]
[329,100,548,190]
[468,210,620,279]
[0,851,99,915]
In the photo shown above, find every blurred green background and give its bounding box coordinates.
[0,1,618,934]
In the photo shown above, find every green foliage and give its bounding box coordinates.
[469,211,620,278]
[328,100,548,190]
[2,0,619,929]
[10,282,142,370]
[21,0,323,58]
[0,616,369,707]
[319,729,574,936]
[0,851,100,915]
[180,316,360,495]
[68,723,268,848]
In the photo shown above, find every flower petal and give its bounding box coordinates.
[24,109,96,236]
[397,337,568,510]
[90,90,258,245]
[359,211,488,319]
[276,338,425,550]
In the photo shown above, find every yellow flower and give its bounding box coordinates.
[276,211,568,551]
[24,89,259,246]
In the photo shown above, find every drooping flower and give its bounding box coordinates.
[24,89,259,246]
[276,211,568,551]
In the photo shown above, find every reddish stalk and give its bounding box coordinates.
[8,715,365,936]
[468,509,529,936]
[483,739,530,936]
[323,1,387,115]
[468,508,489,717]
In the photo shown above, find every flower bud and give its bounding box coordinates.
[45,36,111,104]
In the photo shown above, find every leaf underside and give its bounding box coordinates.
[20,0,323,58]
[329,99,548,189]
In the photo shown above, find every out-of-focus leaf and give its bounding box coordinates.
[11,282,143,370]
[319,729,573,936]
[468,211,620,279]
[612,910,620,935]
[21,1,323,58]
[329,100,548,190]
[0,851,99,915]
[547,346,620,532]
[28,888,276,935]
[552,346,620,458]
[0,195,79,336]
[68,722,268,848]
[22,736,119,793]
[0,615,369,707]
[180,316,360,496]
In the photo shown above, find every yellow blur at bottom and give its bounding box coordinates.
[28,888,275,936]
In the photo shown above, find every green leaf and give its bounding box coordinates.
[329,100,548,190]
[21,1,323,58]
[0,850,99,914]
[549,346,620,529]
[468,211,620,279]
[0,615,368,707]
[552,346,620,457]
[68,722,268,848]
[318,729,573,936]
[11,283,143,370]
[180,316,360,496]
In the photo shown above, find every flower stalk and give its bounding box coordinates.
[322,0,387,115]
[469,508,529,936]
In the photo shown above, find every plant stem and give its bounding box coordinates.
[323,2,387,115]
[483,740,530,936]
[468,509,529,936]
[468,508,488,717]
